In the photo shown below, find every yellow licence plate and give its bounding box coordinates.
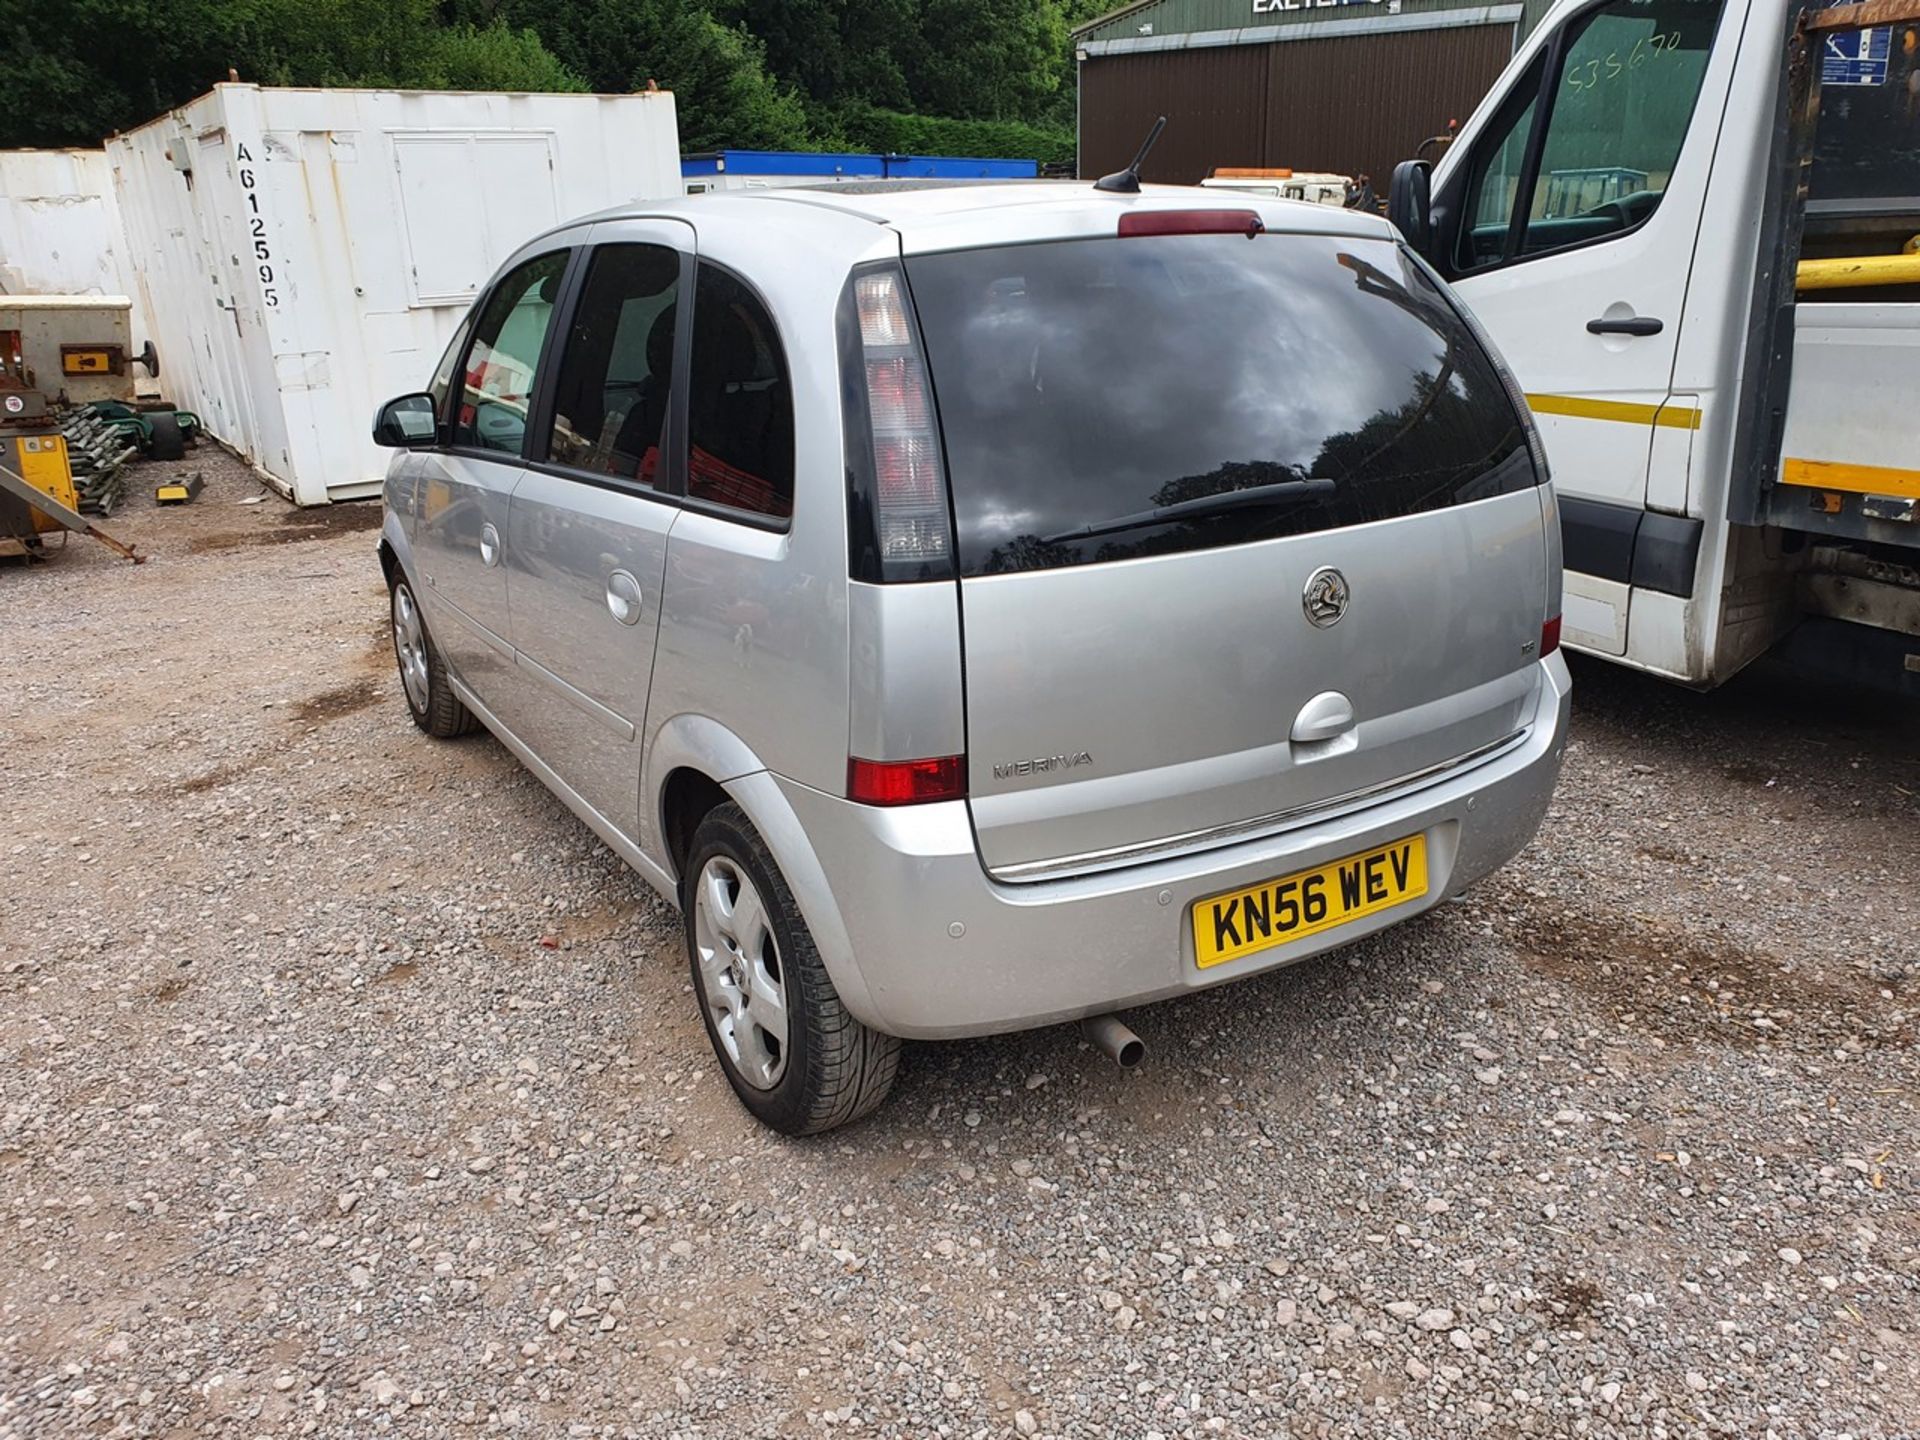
[1191,834,1429,969]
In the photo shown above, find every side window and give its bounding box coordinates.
[1457,89,1538,270]
[453,251,568,455]
[426,315,473,427]
[686,263,795,521]
[1457,0,1723,271]
[545,244,681,486]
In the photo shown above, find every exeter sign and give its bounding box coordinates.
[1253,0,1393,11]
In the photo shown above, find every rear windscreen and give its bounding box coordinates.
[905,233,1538,576]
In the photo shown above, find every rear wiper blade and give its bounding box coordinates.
[1040,478,1335,545]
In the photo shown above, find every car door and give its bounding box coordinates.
[413,248,572,704]
[1433,0,1734,645]
[504,222,692,840]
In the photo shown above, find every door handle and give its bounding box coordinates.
[605,569,644,626]
[1290,690,1355,744]
[478,522,501,568]
[1586,315,1663,337]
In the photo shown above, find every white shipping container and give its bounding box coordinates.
[107,84,680,504]
[0,149,145,302]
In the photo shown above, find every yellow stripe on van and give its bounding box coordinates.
[1780,457,1920,499]
[1524,394,1702,430]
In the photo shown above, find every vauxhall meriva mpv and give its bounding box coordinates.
[373,182,1571,1134]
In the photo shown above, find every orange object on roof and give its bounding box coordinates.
[1210,167,1294,179]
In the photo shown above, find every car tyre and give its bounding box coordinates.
[389,572,475,738]
[683,802,900,1135]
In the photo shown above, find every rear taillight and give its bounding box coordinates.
[1118,209,1264,239]
[841,265,955,582]
[847,755,967,806]
[1540,615,1562,658]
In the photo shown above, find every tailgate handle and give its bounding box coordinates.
[1586,315,1663,337]
[1290,691,1355,744]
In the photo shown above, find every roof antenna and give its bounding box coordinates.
[1094,115,1166,194]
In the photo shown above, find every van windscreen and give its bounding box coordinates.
[905,233,1538,577]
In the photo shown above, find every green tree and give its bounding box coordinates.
[446,0,814,149]
[0,0,581,146]
[713,0,916,112]
[1,0,244,147]
[425,23,587,93]
[907,0,1070,121]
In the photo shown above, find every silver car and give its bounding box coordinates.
[374,183,1570,1134]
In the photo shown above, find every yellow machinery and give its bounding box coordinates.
[0,390,77,555]
[0,385,141,563]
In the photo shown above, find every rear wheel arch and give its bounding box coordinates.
[660,767,731,883]
[642,721,884,1028]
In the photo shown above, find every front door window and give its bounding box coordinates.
[1457,0,1725,272]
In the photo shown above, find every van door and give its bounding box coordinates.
[504,224,692,840]
[413,249,570,703]
[1431,0,1734,653]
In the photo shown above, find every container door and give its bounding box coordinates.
[503,226,691,840]
[190,129,265,463]
[1433,0,1732,650]
[414,249,569,705]
[903,228,1552,881]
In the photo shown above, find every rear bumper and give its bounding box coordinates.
[776,653,1571,1040]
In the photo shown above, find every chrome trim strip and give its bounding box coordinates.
[429,591,514,660]
[989,729,1530,884]
[513,651,638,742]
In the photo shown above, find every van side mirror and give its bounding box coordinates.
[373,392,439,448]
[1388,160,1433,258]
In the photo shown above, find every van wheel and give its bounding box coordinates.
[389,573,475,738]
[683,802,900,1135]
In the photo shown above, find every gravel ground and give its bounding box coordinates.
[1,451,1916,1440]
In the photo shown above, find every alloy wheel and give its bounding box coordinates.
[692,856,790,1089]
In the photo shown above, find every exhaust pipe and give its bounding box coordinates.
[1081,1013,1145,1070]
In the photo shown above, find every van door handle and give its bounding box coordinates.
[605,569,643,626]
[478,522,501,567]
[1586,315,1663,336]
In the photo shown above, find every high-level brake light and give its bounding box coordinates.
[1118,209,1265,239]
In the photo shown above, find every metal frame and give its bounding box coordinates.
[0,454,144,562]
[1726,0,1920,542]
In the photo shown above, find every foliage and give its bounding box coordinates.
[0,0,1104,162]
[445,0,816,149]
[836,105,1074,167]
[425,24,587,94]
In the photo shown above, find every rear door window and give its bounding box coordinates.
[544,243,682,486]
[905,232,1537,576]
[685,263,794,521]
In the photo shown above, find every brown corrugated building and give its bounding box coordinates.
[1074,0,1556,190]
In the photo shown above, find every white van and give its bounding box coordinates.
[1202,169,1351,205]
[1388,0,1918,692]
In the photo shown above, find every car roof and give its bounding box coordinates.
[566,180,1396,249]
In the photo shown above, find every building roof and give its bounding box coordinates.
[1074,0,1542,49]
